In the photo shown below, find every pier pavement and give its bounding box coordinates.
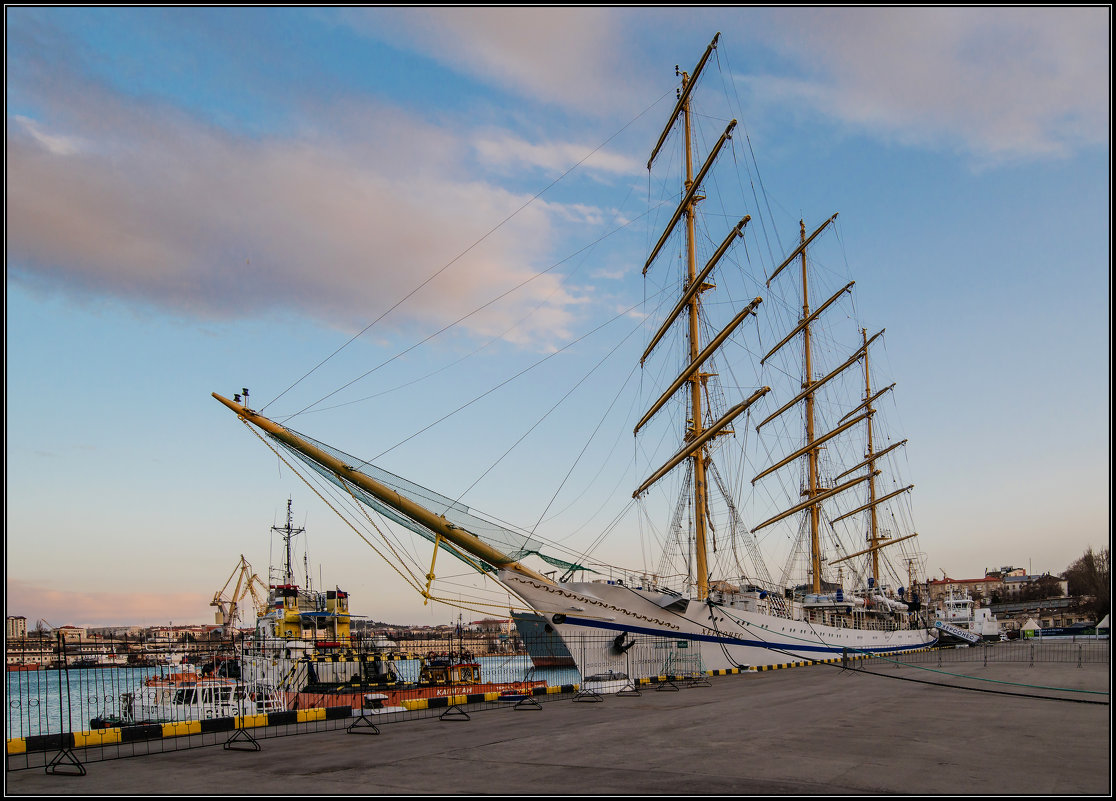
[6,658,1110,795]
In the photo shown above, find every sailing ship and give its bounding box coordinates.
[214,33,935,676]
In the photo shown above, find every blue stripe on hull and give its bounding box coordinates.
[562,615,935,656]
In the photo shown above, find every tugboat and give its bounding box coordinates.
[240,503,545,712]
[90,663,283,729]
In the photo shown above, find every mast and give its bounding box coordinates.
[755,276,917,590]
[800,221,823,594]
[753,214,892,596]
[862,328,882,583]
[680,67,713,602]
[272,498,305,586]
[638,33,764,602]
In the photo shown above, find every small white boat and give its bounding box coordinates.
[932,589,1002,641]
[91,663,283,728]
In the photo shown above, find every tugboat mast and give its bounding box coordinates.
[273,498,305,586]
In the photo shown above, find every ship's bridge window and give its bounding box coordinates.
[173,689,197,705]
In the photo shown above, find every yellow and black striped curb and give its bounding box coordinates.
[748,646,935,671]
[399,683,576,711]
[6,706,352,755]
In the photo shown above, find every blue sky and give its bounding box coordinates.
[6,8,1109,627]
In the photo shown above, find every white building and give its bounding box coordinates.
[6,616,28,639]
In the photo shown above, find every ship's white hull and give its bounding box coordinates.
[501,571,936,675]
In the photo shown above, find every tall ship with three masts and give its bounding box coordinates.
[214,33,934,674]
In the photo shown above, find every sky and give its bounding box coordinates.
[5,7,1110,628]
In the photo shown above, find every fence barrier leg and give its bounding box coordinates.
[224,728,261,751]
[347,712,381,734]
[440,705,470,721]
[514,696,542,710]
[686,672,711,688]
[573,687,603,702]
[45,748,85,776]
[616,678,641,697]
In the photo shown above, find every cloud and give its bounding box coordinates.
[6,580,209,627]
[340,8,643,114]
[6,74,611,350]
[473,131,643,179]
[11,114,84,155]
[744,7,1108,161]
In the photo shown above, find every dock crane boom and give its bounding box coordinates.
[211,555,268,630]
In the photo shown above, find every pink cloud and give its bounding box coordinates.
[6,580,214,628]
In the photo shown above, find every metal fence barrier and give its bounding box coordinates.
[903,639,1110,666]
[6,630,720,772]
[9,632,1107,772]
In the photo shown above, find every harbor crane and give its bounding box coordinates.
[211,555,268,631]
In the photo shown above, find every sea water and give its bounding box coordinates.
[6,658,582,739]
[7,666,160,740]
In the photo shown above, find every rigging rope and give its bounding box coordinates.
[243,416,550,620]
[265,89,675,418]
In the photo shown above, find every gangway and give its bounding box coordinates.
[934,619,981,644]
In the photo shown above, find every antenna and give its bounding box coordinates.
[272,498,306,586]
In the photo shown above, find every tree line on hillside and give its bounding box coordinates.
[1063,547,1110,620]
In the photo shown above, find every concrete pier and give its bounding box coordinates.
[6,657,1110,795]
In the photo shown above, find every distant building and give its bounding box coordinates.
[927,575,1001,603]
[1001,574,1068,600]
[54,625,87,643]
[6,638,52,668]
[7,616,27,639]
[984,566,1026,579]
[470,618,512,635]
[929,567,1068,605]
